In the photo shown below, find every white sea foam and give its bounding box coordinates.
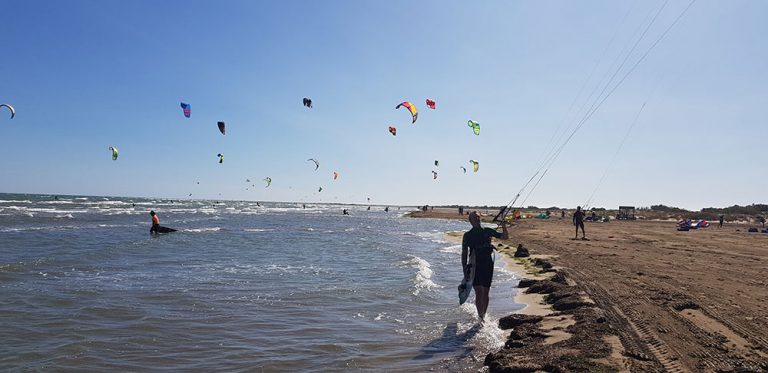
[403,255,439,295]
[439,244,462,254]
[181,227,222,233]
[244,228,274,232]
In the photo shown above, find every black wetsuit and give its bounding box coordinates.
[574,210,585,234]
[462,227,502,287]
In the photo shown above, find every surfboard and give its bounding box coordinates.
[458,251,476,305]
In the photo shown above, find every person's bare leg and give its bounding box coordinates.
[474,286,490,322]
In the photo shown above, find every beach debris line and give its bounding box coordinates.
[0,103,15,119]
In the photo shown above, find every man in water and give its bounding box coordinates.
[461,211,509,323]
[573,206,586,239]
[150,210,160,233]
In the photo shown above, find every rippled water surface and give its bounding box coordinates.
[0,194,522,371]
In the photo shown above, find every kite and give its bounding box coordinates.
[0,104,15,119]
[109,146,118,161]
[460,166,467,174]
[333,171,339,180]
[246,179,251,183]
[426,99,435,109]
[303,98,312,108]
[263,177,272,187]
[396,102,417,124]
[217,153,224,164]
[468,120,480,135]
[388,126,397,136]
[318,186,323,192]
[434,160,439,167]
[470,160,479,172]
[307,158,319,170]
[217,121,226,135]
[432,171,438,180]
[180,102,191,118]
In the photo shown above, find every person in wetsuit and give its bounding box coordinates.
[461,211,509,322]
[573,206,586,239]
[150,210,160,233]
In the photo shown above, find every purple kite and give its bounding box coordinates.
[180,102,191,118]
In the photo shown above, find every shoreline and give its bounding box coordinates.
[423,209,768,372]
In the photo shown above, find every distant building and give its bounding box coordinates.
[617,206,636,220]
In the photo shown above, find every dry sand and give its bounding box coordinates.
[413,209,768,372]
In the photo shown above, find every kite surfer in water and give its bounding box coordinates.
[461,211,508,323]
[149,211,177,234]
[150,211,160,233]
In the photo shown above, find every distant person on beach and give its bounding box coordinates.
[719,215,724,228]
[561,210,565,219]
[573,206,586,239]
[149,211,160,233]
[462,211,509,323]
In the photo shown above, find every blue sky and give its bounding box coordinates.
[1,1,766,210]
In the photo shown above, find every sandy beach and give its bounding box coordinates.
[413,209,768,372]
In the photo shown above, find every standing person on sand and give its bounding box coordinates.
[573,206,586,239]
[461,211,509,323]
[719,215,724,228]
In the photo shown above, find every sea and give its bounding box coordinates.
[0,193,523,372]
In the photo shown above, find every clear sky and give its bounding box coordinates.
[1,0,765,210]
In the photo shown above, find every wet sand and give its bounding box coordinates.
[412,209,768,372]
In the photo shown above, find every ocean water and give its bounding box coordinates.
[0,194,522,372]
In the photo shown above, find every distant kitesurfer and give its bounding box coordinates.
[150,211,160,233]
[573,206,586,239]
[343,209,349,215]
[461,211,508,323]
[384,206,389,212]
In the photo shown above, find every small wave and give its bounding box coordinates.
[55,214,74,219]
[403,255,439,295]
[243,228,274,232]
[439,244,462,254]
[181,227,222,233]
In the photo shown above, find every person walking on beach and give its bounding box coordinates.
[462,211,509,323]
[573,206,586,239]
[149,210,160,233]
[719,215,724,228]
